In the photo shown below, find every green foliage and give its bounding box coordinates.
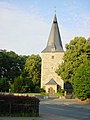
[74,61,90,100]
[0,50,41,93]
[11,75,33,93]
[85,38,90,59]
[56,88,65,96]
[34,87,46,93]
[0,50,42,93]
[11,76,24,93]
[56,37,89,84]
[25,54,41,92]
[0,77,9,92]
[0,50,26,83]
[39,88,46,93]
[34,86,41,93]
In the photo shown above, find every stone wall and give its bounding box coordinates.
[41,52,64,92]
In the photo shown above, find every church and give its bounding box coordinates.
[41,14,64,94]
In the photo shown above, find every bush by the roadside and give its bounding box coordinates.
[74,61,90,100]
[34,87,46,93]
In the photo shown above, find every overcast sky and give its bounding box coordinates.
[0,0,90,55]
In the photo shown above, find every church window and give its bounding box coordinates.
[52,56,54,59]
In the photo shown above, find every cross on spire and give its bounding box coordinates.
[54,6,56,14]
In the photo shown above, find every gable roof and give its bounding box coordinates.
[42,14,64,53]
[45,78,58,85]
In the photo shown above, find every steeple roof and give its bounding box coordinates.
[42,14,64,53]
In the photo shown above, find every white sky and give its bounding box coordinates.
[0,0,90,55]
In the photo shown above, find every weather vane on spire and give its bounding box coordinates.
[54,6,56,14]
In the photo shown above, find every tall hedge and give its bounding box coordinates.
[0,94,40,116]
[74,61,90,100]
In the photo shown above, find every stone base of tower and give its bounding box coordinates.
[41,52,64,94]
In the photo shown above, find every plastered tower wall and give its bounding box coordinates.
[41,52,64,89]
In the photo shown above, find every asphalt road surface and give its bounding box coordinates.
[0,99,90,120]
[40,101,90,120]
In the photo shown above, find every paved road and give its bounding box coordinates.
[0,99,90,120]
[40,99,90,120]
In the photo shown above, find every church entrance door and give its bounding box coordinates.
[48,87,55,95]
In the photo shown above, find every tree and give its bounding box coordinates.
[85,38,90,59]
[11,76,24,93]
[11,74,33,93]
[0,50,27,83]
[0,50,10,78]
[0,77,10,92]
[56,37,89,84]
[5,51,26,83]
[25,54,41,92]
[0,50,41,93]
[0,50,28,92]
[74,61,90,100]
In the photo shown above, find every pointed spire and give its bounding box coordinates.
[53,14,57,23]
[42,14,64,52]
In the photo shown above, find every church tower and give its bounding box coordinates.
[41,14,64,94]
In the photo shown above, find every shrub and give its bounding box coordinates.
[34,87,46,93]
[0,77,9,92]
[57,88,65,96]
[40,88,46,93]
[34,86,41,93]
[74,61,90,100]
